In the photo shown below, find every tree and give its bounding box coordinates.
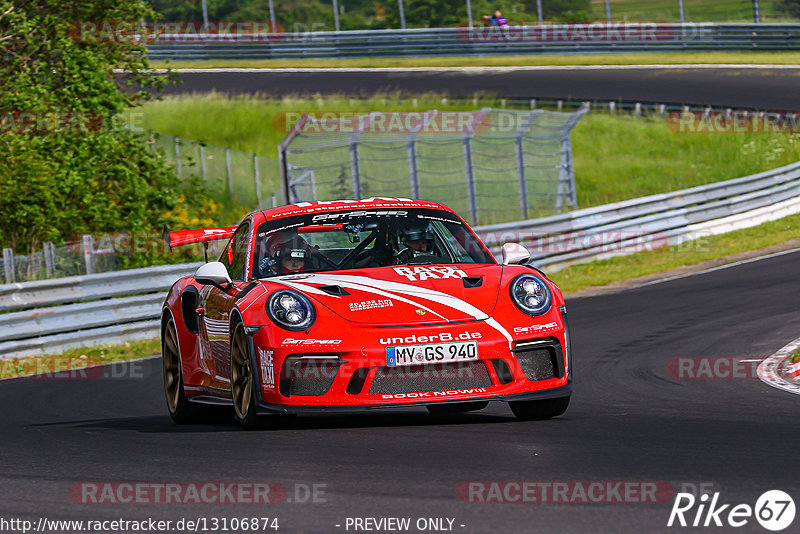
[0,0,178,256]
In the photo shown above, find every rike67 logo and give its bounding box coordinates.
[668,490,795,531]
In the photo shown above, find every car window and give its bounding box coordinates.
[253,208,495,278]
[222,223,250,281]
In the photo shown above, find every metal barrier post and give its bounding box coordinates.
[254,154,262,207]
[226,148,233,198]
[407,139,420,198]
[514,135,528,220]
[406,110,436,199]
[347,112,378,199]
[350,140,362,199]
[174,136,182,178]
[43,242,55,278]
[82,235,95,275]
[3,248,14,284]
[514,109,542,220]
[199,145,207,186]
[463,135,478,225]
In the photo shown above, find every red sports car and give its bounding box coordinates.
[161,198,572,428]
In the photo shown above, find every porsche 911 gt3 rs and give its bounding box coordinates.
[161,197,572,427]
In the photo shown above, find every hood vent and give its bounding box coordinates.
[318,285,350,296]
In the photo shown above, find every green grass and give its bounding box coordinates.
[152,51,800,70]
[550,211,800,293]
[137,93,800,212]
[593,0,791,22]
[0,339,160,379]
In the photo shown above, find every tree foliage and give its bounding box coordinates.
[0,0,178,256]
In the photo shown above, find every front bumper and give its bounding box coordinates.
[247,308,572,413]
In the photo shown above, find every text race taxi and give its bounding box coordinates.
[161,198,572,428]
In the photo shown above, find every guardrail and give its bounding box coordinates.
[146,23,800,60]
[1,161,799,358]
[0,263,200,358]
[475,161,800,270]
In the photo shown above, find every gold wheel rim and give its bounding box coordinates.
[230,326,252,420]
[162,319,181,413]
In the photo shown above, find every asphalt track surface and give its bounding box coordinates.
[2,250,799,533]
[161,66,800,110]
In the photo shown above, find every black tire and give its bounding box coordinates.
[509,396,570,421]
[427,401,489,415]
[230,323,293,430]
[162,317,202,424]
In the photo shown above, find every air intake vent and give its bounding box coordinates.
[513,341,564,382]
[279,356,340,397]
[462,276,483,288]
[369,361,491,395]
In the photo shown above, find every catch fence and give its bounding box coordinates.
[278,107,588,225]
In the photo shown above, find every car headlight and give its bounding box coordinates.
[266,290,316,331]
[509,274,552,316]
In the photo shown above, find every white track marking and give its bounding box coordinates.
[757,337,800,396]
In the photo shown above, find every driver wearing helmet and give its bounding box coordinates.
[258,232,309,276]
[277,243,306,274]
[395,223,435,264]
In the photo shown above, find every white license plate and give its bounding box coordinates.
[386,341,478,367]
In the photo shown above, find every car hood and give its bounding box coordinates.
[269,264,503,326]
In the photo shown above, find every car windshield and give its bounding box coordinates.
[252,208,495,278]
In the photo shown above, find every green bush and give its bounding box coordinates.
[0,0,181,257]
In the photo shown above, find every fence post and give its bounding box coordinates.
[2,248,14,284]
[253,153,262,207]
[43,242,55,278]
[557,134,576,212]
[513,109,542,220]
[174,136,182,178]
[82,235,94,275]
[349,139,362,199]
[407,139,420,199]
[199,144,207,186]
[225,148,233,198]
[462,135,478,225]
[514,135,528,220]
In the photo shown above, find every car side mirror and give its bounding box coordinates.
[501,243,530,265]
[194,261,233,290]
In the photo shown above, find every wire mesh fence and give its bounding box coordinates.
[149,132,282,210]
[2,241,100,284]
[279,107,588,225]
